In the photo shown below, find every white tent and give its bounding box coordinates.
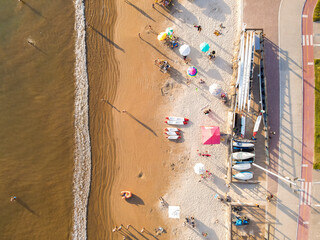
[209,84,223,97]
[168,206,180,219]
[194,163,205,175]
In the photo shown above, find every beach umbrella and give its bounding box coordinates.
[194,163,205,175]
[200,42,210,52]
[209,84,223,96]
[168,206,180,219]
[201,126,220,145]
[179,44,191,56]
[166,27,174,36]
[157,32,167,41]
[187,66,197,77]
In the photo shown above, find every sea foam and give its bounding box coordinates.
[72,0,91,239]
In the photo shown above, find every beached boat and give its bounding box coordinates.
[165,131,180,136]
[165,120,187,125]
[167,135,181,140]
[165,127,181,132]
[233,141,254,148]
[166,116,189,121]
[233,147,254,152]
[232,158,254,164]
[232,152,255,160]
[232,163,251,171]
[232,171,253,180]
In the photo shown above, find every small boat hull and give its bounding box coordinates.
[165,131,180,136]
[167,135,181,140]
[232,163,251,171]
[165,120,187,125]
[233,171,253,180]
[233,147,254,152]
[233,141,254,148]
[165,128,181,132]
[232,152,255,160]
[232,158,254,164]
[166,116,189,121]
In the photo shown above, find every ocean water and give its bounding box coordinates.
[0,0,76,238]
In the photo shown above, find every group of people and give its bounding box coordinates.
[184,216,196,228]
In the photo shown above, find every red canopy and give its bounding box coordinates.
[201,126,220,144]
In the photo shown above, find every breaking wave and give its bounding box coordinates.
[72,0,91,239]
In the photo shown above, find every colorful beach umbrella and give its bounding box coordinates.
[166,27,174,36]
[157,32,167,41]
[179,44,191,56]
[187,66,197,77]
[200,42,210,52]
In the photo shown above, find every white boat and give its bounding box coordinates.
[166,116,189,121]
[233,171,253,180]
[232,152,255,160]
[232,163,251,171]
[165,120,187,125]
[165,131,180,136]
[165,128,180,132]
[233,141,254,148]
[167,135,181,140]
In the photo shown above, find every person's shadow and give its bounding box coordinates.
[16,198,39,216]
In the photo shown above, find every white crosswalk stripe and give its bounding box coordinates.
[310,34,313,46]
[302,15,308,18]
[306,35,310,46]
[300,182,312,205]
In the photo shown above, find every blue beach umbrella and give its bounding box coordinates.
[200,42,210,52]
[187,66,198,77]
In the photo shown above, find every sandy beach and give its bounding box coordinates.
[85,0,240,239]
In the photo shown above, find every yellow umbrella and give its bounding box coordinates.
[157,32,167,41]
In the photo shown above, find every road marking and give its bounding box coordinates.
[300,182,304,205]
[308,182,312,205]
[306,35,310,45]
[303,221,309,225]
[308,62,314,65]
[314,44,320,47]
[302,15,308,18]
[300,182,312,205]
[303,35,305,46]
[304,183,308,205]
[310,35,313,46]
[302,164,308,167]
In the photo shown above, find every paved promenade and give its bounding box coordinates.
[242,0,319,239]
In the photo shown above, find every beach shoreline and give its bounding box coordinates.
[83,0,240,239]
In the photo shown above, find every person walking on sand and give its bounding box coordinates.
[10,196,16,202]
[204,109,211,115]
[193,24,202,32]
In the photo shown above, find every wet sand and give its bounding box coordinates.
[85,0,172,239]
